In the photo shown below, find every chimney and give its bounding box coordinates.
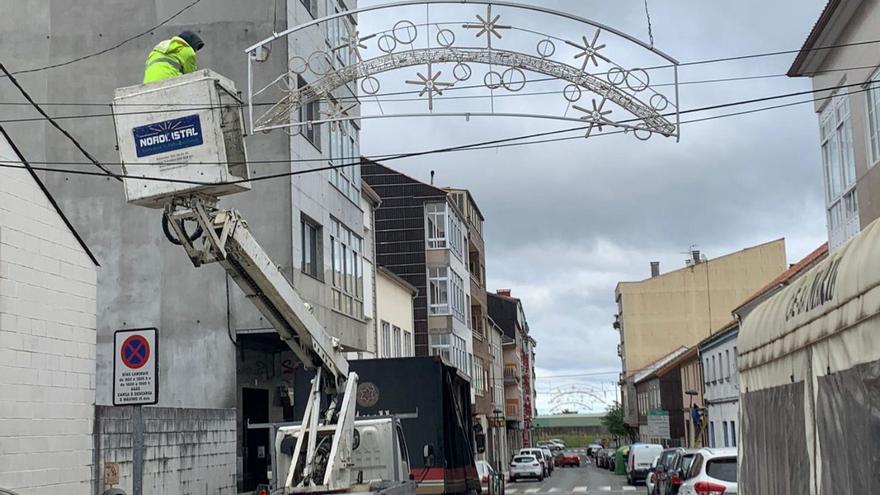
[430,170,435,185]
[691,250,701,265]
[650,261,660,278]
[496,289,512,297]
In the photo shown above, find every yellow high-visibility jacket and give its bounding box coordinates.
[143,36,197,84]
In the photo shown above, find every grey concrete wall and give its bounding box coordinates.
[94,406,236,495]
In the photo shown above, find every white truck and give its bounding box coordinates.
[112,70,416,495]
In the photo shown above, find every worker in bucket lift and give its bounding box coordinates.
[143,31,205,84]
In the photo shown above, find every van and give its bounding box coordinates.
[626,443,664,485]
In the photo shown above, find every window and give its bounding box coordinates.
[301,215,322,279]
[428,266,450,315]
[300,0,318,17]
[381,321,391,358]
[448,209,465,260]
[330,218,364,319]
[867,70,880,164]
[392,326,401,357]
[704,359,710,385]
[730,421,736,447]
[430,333,451,362]
[328,112,360,204]
[820,90,857,231]
[474,358,485,396]
[709,422,716,448]
[725,349,731,380]
[426,203,447,249]
[451,271,466,323]
[722,421,729,447]
[297,76,321,149]
[711,355,716,383]
[706,458,737,483]
[403,330,412,357]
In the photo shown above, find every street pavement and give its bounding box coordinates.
[504,450,643,495]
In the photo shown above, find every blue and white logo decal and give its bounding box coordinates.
[133,114,203,157]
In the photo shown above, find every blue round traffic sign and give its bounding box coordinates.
[121,335,150,369]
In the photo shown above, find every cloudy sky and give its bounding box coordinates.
[355,0,830,413]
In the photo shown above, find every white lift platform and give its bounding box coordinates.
[112,70,359,494]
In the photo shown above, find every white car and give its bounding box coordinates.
[678,448,737,495]
[541,448,555,474]
[519,448,550,477]
[509,455,544,482]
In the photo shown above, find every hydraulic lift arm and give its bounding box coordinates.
[164,197,357,494]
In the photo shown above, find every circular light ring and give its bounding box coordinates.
[392,20,419,45]
[501,68,527,92]
[453,62,473,81]
[289,56,308,75]
[307,51,331,76]
[436,29,456,48]
[649,93,669,111]
[563,84,582,103]
[360,76,381,95]
[633,128,652,141]
[484,71,503,90]
[537,39,556,59]
[606,67,626,86]
[377,34,398,53]
[625,68,650,92]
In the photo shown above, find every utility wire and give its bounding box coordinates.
[0,63,120,181]
[1,0,204,77]
[0,78,874,186]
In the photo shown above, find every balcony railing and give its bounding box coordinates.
[505,399,522,420]
[504,364,520,384]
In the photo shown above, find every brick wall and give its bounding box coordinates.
[95,406,236,495]
[0,136,98,494]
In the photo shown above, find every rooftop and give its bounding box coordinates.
[733,242,829,315]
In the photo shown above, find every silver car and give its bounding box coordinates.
[678,448,737,495]
[509,455,544,482]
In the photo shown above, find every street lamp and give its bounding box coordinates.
[492,408,503,471]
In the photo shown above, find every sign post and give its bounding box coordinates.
[114,328,158,495]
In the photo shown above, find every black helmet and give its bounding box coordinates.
[179,30,205,51]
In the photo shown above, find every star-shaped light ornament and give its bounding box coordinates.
[573,98,613,138]
[321,100,358,134]
[462,5,512,49]
[334,22,376,63]
[566,29,610,72]
[405,63,454,111]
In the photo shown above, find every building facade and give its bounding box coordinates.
[375,267,417,358]
[488,318,509,471]
[788,0,880,250]
[488,290,536,451]
[362,161,473,376]
[446,188,494,460]
[677,348,704,448]
[0,129,99,494]
[615,241,787,425]
[632,347,689,447]
[699,323,739,450]
[1,1,367,490]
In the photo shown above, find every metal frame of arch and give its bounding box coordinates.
[244,0,681,142]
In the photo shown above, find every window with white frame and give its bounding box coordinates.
[428,266,450,315]
[867,70,880,164]
[820,89,857,231]
[297,76,321,149]
[403,330,413,357]
[451,271,466,323]
[328,115,360,204]
[429,333,451,362]
[426,203,447,249]
[474,358,485,396]
[392,325,401,357]
[381,321,391,358]
[448,209,465,260]
[324,1,356,68]
[331,218,364,319]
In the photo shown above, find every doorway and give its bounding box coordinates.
[243,387,270,492]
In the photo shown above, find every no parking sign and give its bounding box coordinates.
[113,328,158,405]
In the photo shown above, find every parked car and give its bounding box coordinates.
[678,448,737,495]
[646,456,659,495]
[661,449,699,495]
[476,460,505,495]
[627,443,664,485]
[651,448,685,495]
[541,448,555,474]
[556,452,581,467]
[509,455,544,482]
[586,444,603,457]
[519,448,551,477]
[596,449,609,468]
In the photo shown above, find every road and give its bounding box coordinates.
[503,451,644,495]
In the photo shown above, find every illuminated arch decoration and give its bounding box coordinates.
[245,1,681,142]
[547,383,614,413]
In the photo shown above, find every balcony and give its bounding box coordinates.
[505,399,522,420]
[504,364,521,384]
